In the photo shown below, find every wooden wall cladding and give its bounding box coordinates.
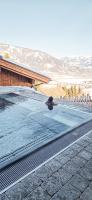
[0,68,33,87]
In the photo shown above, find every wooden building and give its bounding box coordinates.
[0,57,50,87]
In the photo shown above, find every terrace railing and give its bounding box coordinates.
[56,96,92,113]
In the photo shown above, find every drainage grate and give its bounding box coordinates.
[0,120,92,192]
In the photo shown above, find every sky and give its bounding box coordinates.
[0,0,92,58]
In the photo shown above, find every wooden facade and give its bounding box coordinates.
[0,67,34,86]
[0,58,50,87]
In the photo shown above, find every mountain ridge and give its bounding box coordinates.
[0,43,92,80]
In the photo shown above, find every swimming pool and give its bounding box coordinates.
[0,88,92,168]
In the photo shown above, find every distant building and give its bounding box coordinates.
[0,57,50,87]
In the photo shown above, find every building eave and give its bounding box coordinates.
[0,58,50,83]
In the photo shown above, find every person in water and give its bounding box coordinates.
[45,96,57,110]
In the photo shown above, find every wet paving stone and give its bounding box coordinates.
[85,159,92,168]
[76,138,90,147]
[34,165,53,181]
[61,148,78,159]
[57,168,72,185]
[71,155,87,168]
[5,182,31,200]
[79,186,92,200]
[69,173,89,192]
[62,160,80,175]
[78,149,92,161]
[50,183,81,200]
[78,165,92,181]
[19,172,42,193]
[23,186,51,200]
[86,132,92,139]
[45,158,62,173]
[68,143,83,153]
[0,194,9,200]
[85,143,92,153]
[55,153,70,166]
[82,135,92,144]
[41,172,63,196]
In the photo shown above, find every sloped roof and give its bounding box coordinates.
[0,57,50,83]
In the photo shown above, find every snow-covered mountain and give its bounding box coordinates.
[60,57,92,69]
[0,43,92,80]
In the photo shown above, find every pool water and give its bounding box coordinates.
[0,90,92,167]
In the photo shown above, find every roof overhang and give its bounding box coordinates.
[0,58,50,84]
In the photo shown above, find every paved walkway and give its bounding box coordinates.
[1,130,92,200]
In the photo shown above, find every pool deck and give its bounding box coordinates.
[1,129,92,200]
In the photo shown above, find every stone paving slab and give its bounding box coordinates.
[41,172,63,196]
[78,149,92,161]
[1,130,92,200]
[24,186,51,200]
[0,194,9,200]
[85,143,92,153]
[50,183,81,200]
[71,155,87,167]
[69,174,89,192]
[79,185,92,200]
